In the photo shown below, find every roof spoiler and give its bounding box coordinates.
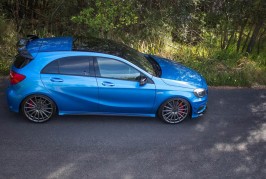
[17,34,39,51]
[16,35,39,59]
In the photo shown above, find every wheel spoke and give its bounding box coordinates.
[42,109,52,114]
[29,109,36,114]
[40,111,44,120]
[25,106,35,109]
[40,110,49,118]
[164,106,172,110]
[43,107,52,110]
[178,111,187,114]
[173,113,178,120]
[173,100,178,107]
[164,111,172,118]
[26,109,36,113]
[166,113,173,120]
[30,98,37,106]
[26,102,35,107]
[168,102,174,108]
[37,112,40,121]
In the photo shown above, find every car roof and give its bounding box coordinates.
[24,36,141,61]
[73,37,145,63]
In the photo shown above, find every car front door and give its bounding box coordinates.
[95,57,156,115]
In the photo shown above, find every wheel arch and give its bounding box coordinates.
[19,92,59,114]
[156,95,193,118]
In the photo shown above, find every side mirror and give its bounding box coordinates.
[139,76,148,86]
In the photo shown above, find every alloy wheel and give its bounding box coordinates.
[23,95,55,122]
[160,98,190,124]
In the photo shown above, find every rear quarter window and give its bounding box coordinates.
[41,60,59,74]
[41,56,92,76]
[13,55,32,69]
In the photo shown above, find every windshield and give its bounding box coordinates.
[73,37,156,76]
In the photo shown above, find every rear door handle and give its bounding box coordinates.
[50,78,63,82]
[102,81,115,87]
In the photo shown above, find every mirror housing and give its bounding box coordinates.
[139,75,148,86]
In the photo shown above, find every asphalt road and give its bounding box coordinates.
[0,78,265,179]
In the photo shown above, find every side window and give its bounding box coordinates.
[41,60,59,74]
[97,57,140,81]
[41,56,91,76]
[59,56,90,76]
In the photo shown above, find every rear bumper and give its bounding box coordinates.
[6,87,22,113]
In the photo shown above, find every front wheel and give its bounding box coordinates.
[158,98,190,124]
[21,95,56,123]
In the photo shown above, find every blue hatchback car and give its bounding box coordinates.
[7,35,208,124]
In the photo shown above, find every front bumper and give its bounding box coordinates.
[191,97,208,118]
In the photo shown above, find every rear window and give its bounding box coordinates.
[13,55,32,69]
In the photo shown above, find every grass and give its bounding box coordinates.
[179,50,266,87]
[180,55,266,87]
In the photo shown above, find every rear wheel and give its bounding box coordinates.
[21,95,56,123]
[158,98,190,124]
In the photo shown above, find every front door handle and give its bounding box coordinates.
[50,78,63,82]
[102,81,115,87]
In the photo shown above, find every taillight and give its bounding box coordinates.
[10,71,26,85]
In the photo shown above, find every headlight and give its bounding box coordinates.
[194,88,206,98]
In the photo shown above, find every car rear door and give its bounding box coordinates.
[41,56,98,114]
[95,57,156,115]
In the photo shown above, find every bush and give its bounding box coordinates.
[0,14,17,75]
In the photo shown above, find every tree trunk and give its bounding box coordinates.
[257,28,266,54]
[242,26,252,53]
[246,19,264,53]
[221,27,228,50]
[226,31,235,50]
[237,20,248,52]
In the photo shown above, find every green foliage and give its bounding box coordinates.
[71,0,138,37]
[0,14,16,75]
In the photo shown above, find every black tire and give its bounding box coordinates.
[21,95,56,123]
[158,98,191,124]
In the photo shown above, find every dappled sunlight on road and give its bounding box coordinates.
[212,123,266,153]
[250,102,266,113]
[205,90,266,177]
[45,152,147,179]
[47,163,75,179]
